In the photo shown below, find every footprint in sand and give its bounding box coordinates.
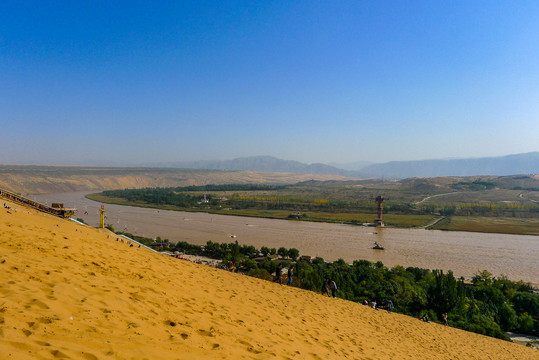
[82,352,99,360]
[236,339,266,354]
[37,316,54,324]
[197,328,218,337]
[236,339,250,347]
[34,340,51,346]
[50,349,69,358]
[26,299,50,310]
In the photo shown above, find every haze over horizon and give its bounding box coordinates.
[1,2,538,166]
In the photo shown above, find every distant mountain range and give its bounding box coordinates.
[327,161,375,171]
[151,152,539,179]
[152,156,357,177]
[359,152,539,178]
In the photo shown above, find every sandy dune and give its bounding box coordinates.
[1,200,537,359]
[0,165,351,195]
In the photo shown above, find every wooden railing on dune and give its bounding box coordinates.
[0,188,76,218]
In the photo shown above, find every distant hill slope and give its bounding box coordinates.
[155,156,360,177]
[1,200,537,359]
[0,165,351,194]
[359,152,539,179]
[328,160,374,171]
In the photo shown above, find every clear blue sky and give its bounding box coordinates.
[1,1,538,165]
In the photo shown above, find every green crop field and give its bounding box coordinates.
[431,216,539,235]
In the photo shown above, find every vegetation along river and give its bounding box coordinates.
[34,192,539,285]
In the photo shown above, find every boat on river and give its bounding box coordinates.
[372,242,385,250]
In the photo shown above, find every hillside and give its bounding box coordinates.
[143,152,539,178]
[150,156,358,176]
[359,152,539,179]
[1,200,537,359]
[0,165,351,195]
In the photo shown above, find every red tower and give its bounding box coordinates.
[375,196,385,226]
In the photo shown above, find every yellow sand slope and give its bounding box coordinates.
[1,200,537,359]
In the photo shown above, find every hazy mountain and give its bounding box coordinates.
[159,156,359,176]
[328,161,374,171]
[358,152,539,179]
[146,152,538,179]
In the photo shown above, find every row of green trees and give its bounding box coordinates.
[450,181,497,191]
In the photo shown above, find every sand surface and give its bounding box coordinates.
[1,200,537,359]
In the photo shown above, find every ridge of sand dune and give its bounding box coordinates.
[1,200,537,359]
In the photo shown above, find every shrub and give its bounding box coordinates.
[516,313,535,334]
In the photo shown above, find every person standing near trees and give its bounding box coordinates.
[275,263,283,285]
[387,299,394,313]
[321,279,330,296]
[287,265,293,286]
[329,279,338,298]
[442,313,448,326]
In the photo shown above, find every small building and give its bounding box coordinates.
[253,254,283,263]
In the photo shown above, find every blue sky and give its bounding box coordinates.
[1,1,538,165]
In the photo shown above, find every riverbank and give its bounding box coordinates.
[87,193,539,235]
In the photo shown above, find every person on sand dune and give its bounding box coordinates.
[442,313,448,326]
[275,264,283,285]
[387,299,393,313]
[329,279,338,298]
[321,279,330,296]
[287,265,293,286]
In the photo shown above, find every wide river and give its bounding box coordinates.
[34,192,539,284]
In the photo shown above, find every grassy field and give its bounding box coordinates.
[87,193,438,228]
[431,216,539,235]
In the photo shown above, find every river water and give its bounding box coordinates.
[34,192,539,284]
